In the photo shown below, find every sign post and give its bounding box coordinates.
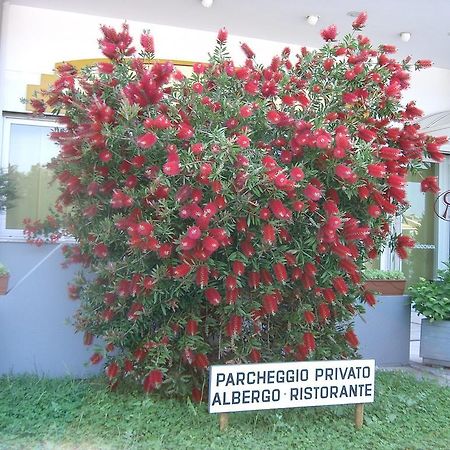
[209,359,375,430]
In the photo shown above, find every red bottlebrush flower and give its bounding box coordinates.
[364,291,377,306]
[205,287,221,306]
[180,236,196,251]
[203,236,219,253]
[420,176,439,193]
[342,92,358,104]
[97,62,114,74]
[232,261,246,276]
[225,275,237,290]
[304,310,315,324]
[304,262,317,278]
[322,288,336,303]
[142,276,156,291]
[323,58,334,71]
[195,266,209,287]
[387,174,405,188]
[124,359,134,373]
[187,226,201,240]
[397,235,415,248]
[267,110,281,124]
[332,276,348,295]
[177,123,194,140]
[217,27,228,43]
[367,204,381,218]
[352,11,367,29]
[273,262,288,283]
[248,271,261,289]
[172,263,191,278]
[140,32,154,53]
[263,294,278,314]
[379,147,402,161]
[143,369,163,392]
[226,314,243,336]
[83,332,94,346]
[239,104,253,118]
[137,221,153,236]
[94,243,108,258]
[367,164,386,178]
[163,161,181,176]
[68,284,80,300]
[315,130,332,149]
[303,332,315,351]
[137,132,157,149]
[182,347,195,365]
[304,183,322,201]
[344,329,359,348]
[194,353,209,370]
[290,167,304,182]
[358,127,377,142]
[133,348,147,362]
[192,387,203,403]
[320,24,338,41]
[226,288,239,304]
[262,223,276,244]
[127,302,144,321]
[292,200,304,212]
[186,319,198,336]
[106,362,119,379]
[284,252,296,266]
[260,268,273,285]
[249,348,261,363]
[335,164,353,180]
[318,303,331,321]
[240,42,255,59]
[158,243,173,258]
[236,134,250,148]
[380,44,397,54]
[90,353,103,365]
[416,59,432,69]
[240,240,255,258]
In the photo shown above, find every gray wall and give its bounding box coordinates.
[0,242,100,377]
[355,295,411,366]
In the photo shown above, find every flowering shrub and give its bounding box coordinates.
[27,14,446,399]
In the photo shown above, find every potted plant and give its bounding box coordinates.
[409,265,450,367]
[0,263,10,295]
[364,269,406,295]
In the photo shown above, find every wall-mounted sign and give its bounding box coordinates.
[209,359,375,414]
[434,190,450,221]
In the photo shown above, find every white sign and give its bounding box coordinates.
[209,359,375,413]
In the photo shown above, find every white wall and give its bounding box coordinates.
[1,4,450,117]
[0,4,296,113]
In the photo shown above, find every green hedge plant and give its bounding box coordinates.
[409,264,450,321]
[24,14,445,399]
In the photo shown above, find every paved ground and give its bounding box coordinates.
[381,311,450,387]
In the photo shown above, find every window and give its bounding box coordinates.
[1,115,60,240]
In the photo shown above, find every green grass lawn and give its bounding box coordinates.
[0,371,449,450]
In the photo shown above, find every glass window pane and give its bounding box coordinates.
[6,123,59,229]
[401,165,437,285]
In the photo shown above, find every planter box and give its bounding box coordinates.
[420,319,450,368]
[354,295,411,366]
[364,280,406,295]
[0,274,9,295]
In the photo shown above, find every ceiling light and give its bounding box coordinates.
[306,15,319,26]
[201,0,213,8]
[347,11,360,17]
[400,32,411,42]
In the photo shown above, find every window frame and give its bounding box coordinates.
[0,114,61,241]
